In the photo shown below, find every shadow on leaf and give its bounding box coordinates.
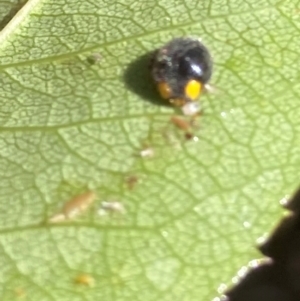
[123,51,172,108]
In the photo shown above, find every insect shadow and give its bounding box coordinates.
[123,51,172,108]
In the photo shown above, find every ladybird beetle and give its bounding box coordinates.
[150,37,213,107]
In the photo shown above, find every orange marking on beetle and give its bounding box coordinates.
[157,82,172,99]
[170,98,187,107]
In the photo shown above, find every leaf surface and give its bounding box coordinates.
[0,0,299,300]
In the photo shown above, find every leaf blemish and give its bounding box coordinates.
[14,287,26,299]
[49,191,96,223]
[98,201,125,216]
[170,116,199,142]
[86,53,102,65]
[139,146,155,158]
[125,175,139,190]
[75,274,95,287]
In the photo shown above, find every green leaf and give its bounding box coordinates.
[0,0,299,300]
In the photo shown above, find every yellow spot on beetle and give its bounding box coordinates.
[157,82,172,99]
[185,80,202,101]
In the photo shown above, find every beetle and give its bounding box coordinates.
[150,37,213,108]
